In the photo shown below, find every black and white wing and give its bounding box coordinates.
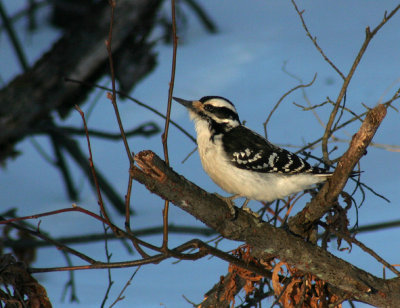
[222,126,329,175]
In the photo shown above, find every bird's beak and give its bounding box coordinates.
[173,97,192,108]
[173,97,202,113]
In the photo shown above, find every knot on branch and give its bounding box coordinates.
[134,150,167,182]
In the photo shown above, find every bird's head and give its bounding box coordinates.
[173,96,241,131]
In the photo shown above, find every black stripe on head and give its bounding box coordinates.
[199,96,235,107]
[199,96,240,123]
[203,105,240,123]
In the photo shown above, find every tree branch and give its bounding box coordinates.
[320,4,400,163]
[0,0,162,162]
[130,149,400,307]
[288,104,387,236]
[3,225,215,249]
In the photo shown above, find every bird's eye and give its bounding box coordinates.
[204,105,213,112]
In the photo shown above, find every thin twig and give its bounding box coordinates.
[282,61,326,129]
[291,0,400,163]
[290,0,345,80]
[125,219,151,259]
[294,87,400,155]
[30,253,168,273]
[320,220,400,239]
[64,77,196,143]
[75,106,115,233]
[109,266,141,308]
[29,239,272,280]
[52,122,160,140]
[61,254,80,302]
[354,220,400,234]
[55,130,126,213]
[125,173,133,232]
[105,0,135,165]
[0,207,108,226]
[331,229,400,277]
[282,193,305,225]
[100,224,114,308]
[161,0,179,252]
[263,73,316,138]
[288,104,387,236]
[1,215,96,265]
[104,0,150,257]
[0,205,171,256]
[320,4,400,163]
[181,146,198,163]
[3,225,215,249]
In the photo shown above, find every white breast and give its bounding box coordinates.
[194,119,328,202]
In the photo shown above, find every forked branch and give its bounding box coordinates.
[130,149,400,307]
[288,104,387,236]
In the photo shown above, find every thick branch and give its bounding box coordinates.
[130,150,400,307]
[0,0,161,162]
[288,104,387,236]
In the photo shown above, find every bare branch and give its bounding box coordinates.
[53,122,160,140]
[293,86,400,155]
[2,225,215,249]
[290,0,345,80]
[331,229,400,277]
[130,150,400,306]
[1,215,96,265]
[288,104,387,235]
[320,4,400,163]
[160,0,179,252]
[109,267,141,308]
[75,106,114,232]
[263,73,317,138]
[64,78,196,143]
[105,0,134,165]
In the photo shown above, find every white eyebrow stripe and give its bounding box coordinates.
[204,98,237,112]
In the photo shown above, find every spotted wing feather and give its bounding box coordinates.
[222,126,328,175]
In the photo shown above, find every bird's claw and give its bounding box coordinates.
[214,193,238,219]
[242,206,260,218]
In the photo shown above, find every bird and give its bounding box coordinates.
[173,95,332,216]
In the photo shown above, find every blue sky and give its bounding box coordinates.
[1,1,399,307]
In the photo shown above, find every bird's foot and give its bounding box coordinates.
[214,193,239,219]
[241,199,261,219]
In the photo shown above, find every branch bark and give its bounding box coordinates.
[0,0,161,162]
[130,150,400,307]
[288,104,387,236]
